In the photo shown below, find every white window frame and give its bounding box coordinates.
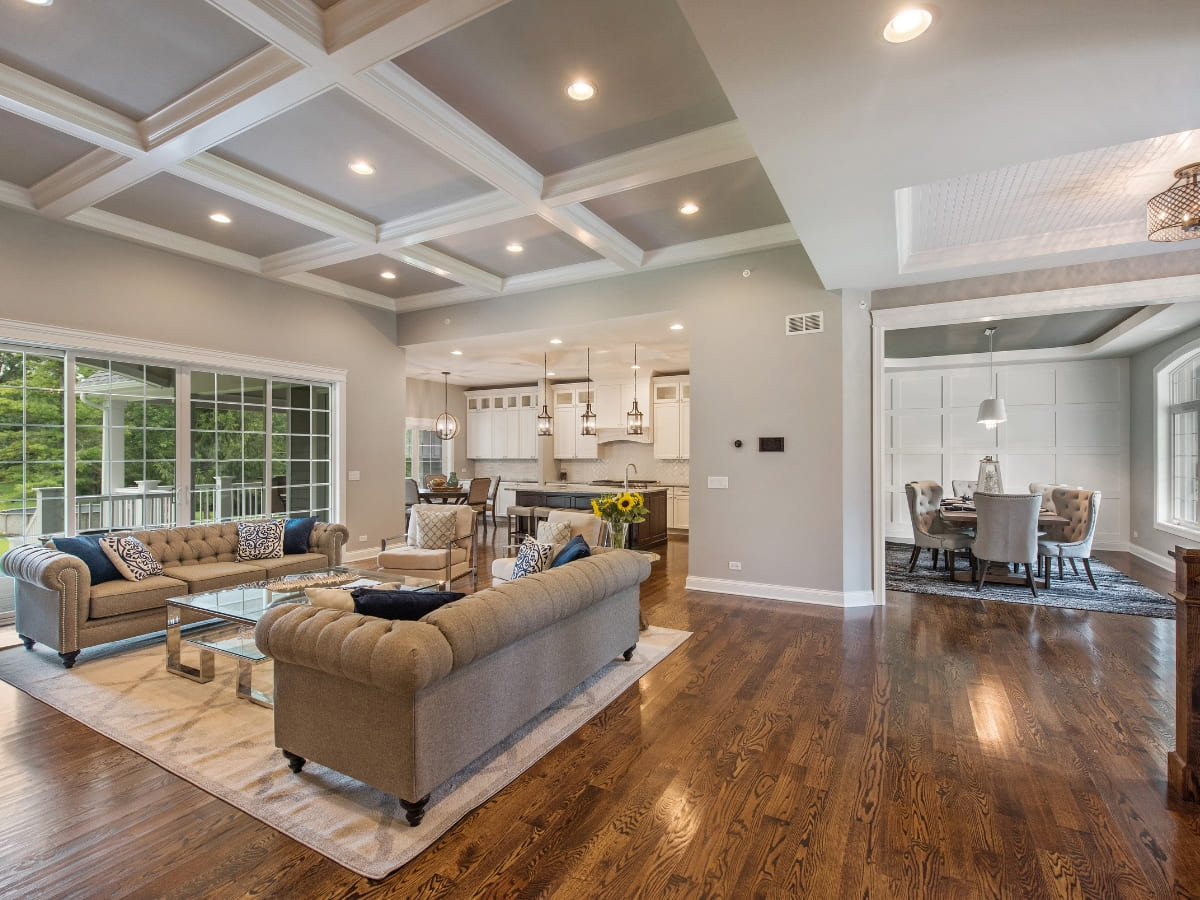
[1155,337,1200,541]
[405,417,453,481]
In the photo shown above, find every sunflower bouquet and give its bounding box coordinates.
[591,491,648,549]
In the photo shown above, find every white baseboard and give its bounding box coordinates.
[685,576,883,607]
[343,547,377,563]
[1126,543,1174,574]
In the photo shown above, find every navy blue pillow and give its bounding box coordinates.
[350,588,465,621]
[52,534,121,585]
[283,517,318,555]
[551,534,591,567]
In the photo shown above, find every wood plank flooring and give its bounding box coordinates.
[0,532,1198,898]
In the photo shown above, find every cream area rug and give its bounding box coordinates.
[0,625,690,880]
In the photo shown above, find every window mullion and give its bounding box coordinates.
[64,350,76,535]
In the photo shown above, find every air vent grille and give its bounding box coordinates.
[785,311,824,335]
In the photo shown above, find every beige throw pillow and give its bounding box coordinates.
[413,506,459,550]
[305,587,354,610]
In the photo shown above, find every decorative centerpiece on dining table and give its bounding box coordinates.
[591,491,648,550]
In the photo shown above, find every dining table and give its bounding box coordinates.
[938,501,1069,586]
[418,487,469,504]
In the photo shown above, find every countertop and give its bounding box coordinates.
[518,484,669,495]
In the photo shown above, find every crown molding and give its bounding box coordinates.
[393,284,488,312]
[540,204,644,270]
[260,237,366,277]
[376,190,526,247]
[389,244,502,293]
[67,208,263,274]
[641,223,799,270]
[279,271,398,311]
[178,152,377,243]
[0,63,142,152]
[542,120,756,207]
[0,180,35,212]
[203,0,326,58]
[502,259,623,294]
[139,47,305,150]
[30,149,138,216]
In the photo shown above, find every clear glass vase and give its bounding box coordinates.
[610,521,629,549]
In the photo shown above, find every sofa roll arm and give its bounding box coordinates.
[310,522,349,566]
[1,543,91,594]
[255,604,453,694]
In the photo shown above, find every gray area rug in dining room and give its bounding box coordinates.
[886,542,1175,618]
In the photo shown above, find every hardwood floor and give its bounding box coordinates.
[1,531,1199,898]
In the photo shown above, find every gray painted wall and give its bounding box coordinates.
[1130,324,1200,561]
[398,245,874,596]
[404,377,470,477]
[0,207,407,555]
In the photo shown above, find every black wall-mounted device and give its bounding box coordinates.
[759,437,785,452]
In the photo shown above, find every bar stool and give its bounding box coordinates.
[507,505,534,544]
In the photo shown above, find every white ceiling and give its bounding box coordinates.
[1,0,1198,379]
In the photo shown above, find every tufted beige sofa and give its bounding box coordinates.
[254,547,648,826]
[2,521,348,668]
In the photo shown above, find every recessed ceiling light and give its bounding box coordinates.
[679,202,699,216]
[451,349,463,356]
[547,371,556,377]
[380,270,396,279]
[23,0,53,6]
[348,160,375,176]
[550,338,563,344]
[883,8,933,43]
[208,212,231,224]
[566,79,596,101]
[669,323,684,331]
[506,242,524,253]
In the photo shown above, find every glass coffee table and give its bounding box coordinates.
[165,566,441,708]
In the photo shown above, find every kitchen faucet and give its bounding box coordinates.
[624,463,638,492]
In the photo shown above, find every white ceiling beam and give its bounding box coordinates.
[29,149,133,213]
[541,121,756,207]
[178,153,377,243]
[67,208,264,274]
[394,284,489,312]
[261,237,369,278]
[0,63,142,153]
[138,47,305,150]
[539,205,644,270]
[201,0,326,59]
[376,190,525,247]
[388,244,503,293]
[641,223,799,269]
[278,271,398,311]
[502,259,624,294]
[0,180,34,212]
[324,0,512,66]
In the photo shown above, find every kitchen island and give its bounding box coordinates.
[513,486,668,550]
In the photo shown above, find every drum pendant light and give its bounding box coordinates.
[537,352,554,436]
[976,328,1007,429]
[435,371,458,440]
[626,343,644,434]
[580,347,597,436]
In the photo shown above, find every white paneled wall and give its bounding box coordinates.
[885,359,1128,548]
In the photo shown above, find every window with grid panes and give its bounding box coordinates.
[1169,353,1200,529]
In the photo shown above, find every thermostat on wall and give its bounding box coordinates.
[759,437,785,452]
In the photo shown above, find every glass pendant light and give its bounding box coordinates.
[976,328,1007,429]
[435,371,458,440]
[536,352,553,436]
[580,347,597,436]
[626,343,644,434]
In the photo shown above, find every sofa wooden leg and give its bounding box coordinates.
[623,645,635,661]
[282,750,306,773]
[19,634,34,650]
[401,795,430,827]
[58,650,79,669]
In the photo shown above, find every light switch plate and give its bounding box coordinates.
[348,470,361,481]
[708,476,729,489]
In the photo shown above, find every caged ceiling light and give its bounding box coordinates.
[537,353,554,437]
[1148,162,1200,242]
[580,347,597,436]
[435,371,458,441]
[976,328,1007,430]
[626,343,644,434]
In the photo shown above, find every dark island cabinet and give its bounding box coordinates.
[513,488,668,549]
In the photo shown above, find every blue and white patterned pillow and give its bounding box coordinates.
[511,537,554,580]
[236,520,285,561]
[99,535,164,582]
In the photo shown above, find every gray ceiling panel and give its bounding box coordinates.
[427,216,601,277]
[96,173,331,258]
[0,109,96,188]
[885,308,1144,358]
[312,255,459,298]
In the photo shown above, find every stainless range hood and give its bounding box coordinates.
[596,426,653,444]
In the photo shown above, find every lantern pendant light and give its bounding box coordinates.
[626,343,644,434]
[435,371,458,440]
[580,347,597,436]
[536,352,554,436]
[976,328,1007,430]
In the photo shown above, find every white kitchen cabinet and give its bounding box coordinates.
[673,486,690,529]
[652,376,690,459]
[465,387,538,459]
[550,383,598,459]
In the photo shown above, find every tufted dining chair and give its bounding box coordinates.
[951,480,978,499]
[1038,488,1102,589]
[904,481,973,573]
[1029,481,1081,509]
[972,492,1041,595]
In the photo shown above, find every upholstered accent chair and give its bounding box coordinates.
[904,481,973,573]
[972,492,1041,595]
[1038,488,1102,589]
[491,509,609,583]
[378,503,476,588]
[1029,481,1081,509]
[951,480,978,499]
[465,476,492,533]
